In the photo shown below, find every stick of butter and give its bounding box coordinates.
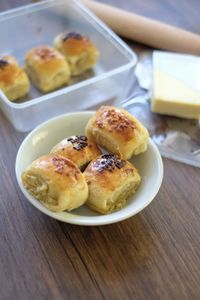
[151,51,200,119]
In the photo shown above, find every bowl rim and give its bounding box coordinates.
[15,111,163,226]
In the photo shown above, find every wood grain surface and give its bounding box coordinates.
[0,1,200,300]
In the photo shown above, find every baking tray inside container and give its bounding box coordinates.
[0,0,137,131]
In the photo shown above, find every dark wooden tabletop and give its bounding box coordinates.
[1,1,200,300]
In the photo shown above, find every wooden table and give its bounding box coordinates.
[1,1,200,299]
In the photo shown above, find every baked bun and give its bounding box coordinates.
[0,56,29,101]
[25,45,71,92]
[84,154,141,214]
[22,154,88,212]
[54,32,99,76]
[86,106,149,159]
[50,135,101,170]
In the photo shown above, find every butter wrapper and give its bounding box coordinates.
[119,51,200,167]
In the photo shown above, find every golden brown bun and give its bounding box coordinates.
[0,56,29,101]
[86,106,149,159]
[84,154,141,214]
[25,45,71,92]
[22,154,88,212]
[54,32,99,76]
[50,135,101,170]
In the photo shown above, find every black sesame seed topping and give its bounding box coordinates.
[63,32,83,42]
[79,136,87,141]
[67,136,88,151]
[0,58,9,69]
[115,160,126,169]
[94,154,126,172]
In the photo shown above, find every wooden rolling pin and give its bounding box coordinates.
[83,0,200,54]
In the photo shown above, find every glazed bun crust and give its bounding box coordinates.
[50,135,101,170]
[25,45,71,92]
[0,56,29,101]
[22,154,88,212]
[84,154,141,214]
[54,32,99,76]
[86,106,149,159]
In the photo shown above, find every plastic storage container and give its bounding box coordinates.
[0,0,137,132]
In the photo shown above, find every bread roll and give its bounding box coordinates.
[84,154,141,214]
[0,56,29,101]
[54,31,99,75]
[50,135,101,170]
[22,154,88,212]
[25,45,71,92]
[86,106,149,159]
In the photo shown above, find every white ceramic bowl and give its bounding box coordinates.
[15,111,163,226]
